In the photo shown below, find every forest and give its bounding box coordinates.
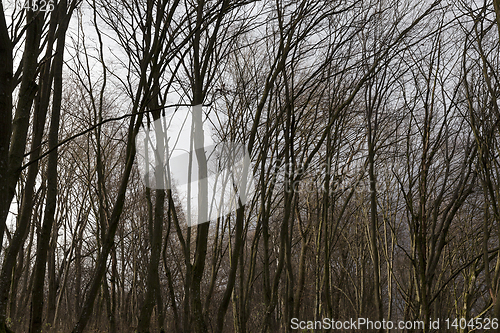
[1,0,500,332]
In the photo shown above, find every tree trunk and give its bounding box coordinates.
[29,3,70,329]
[138,109,166,332]
[0,7,44,331]
[0,2,13,263]
[72,110,144,333]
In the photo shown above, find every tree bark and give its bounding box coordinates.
[29,3,73,330]
[0,7,44,332]
[138,107,166,332]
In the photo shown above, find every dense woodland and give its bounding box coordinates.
[2,0,500,332]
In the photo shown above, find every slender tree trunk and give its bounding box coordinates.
[164,195,181,333]
[46,229,57,326]
[189,2,210,330]
[0,9,44,332]
[72,112,144,333]
[216,205,244,332]
[138,108,166,332]
[368,130,383,329]
[29,4,70,328]
[0,2,13,262]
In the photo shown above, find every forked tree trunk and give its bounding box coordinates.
[29,2,73,330]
